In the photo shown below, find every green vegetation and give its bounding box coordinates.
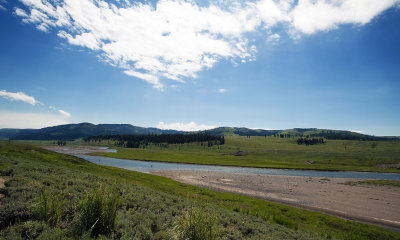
[1,142,399,239]
[35,189,64,226]
[85,133,225,148]
[92,136,400,172]
[345,180,400,187]
[172,206,218,240]
[78,188,120,237]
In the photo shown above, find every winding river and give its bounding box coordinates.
[78,154,400,180]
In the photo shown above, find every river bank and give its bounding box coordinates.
[153,170,400,231]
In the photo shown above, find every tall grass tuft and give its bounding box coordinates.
[35,188,64,226]
[78,187,120,237]
[172,206,218,240]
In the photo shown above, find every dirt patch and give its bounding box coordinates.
[153,170,400,231]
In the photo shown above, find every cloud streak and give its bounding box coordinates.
[0,90,38,105]
[58,109,71,117]
[13,0,400,88]
[157,121,216,131]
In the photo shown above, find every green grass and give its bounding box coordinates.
[35,188,64,226]
[172,206,219,240]
[78,187,120,237]
[85,136,400,172]
[0,142,399,239]
[345,180,400,187]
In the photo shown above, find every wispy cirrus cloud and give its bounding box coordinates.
[58,109,71,118]
[0,89,38,105]
[0,89,71,118]
[157,121,216,131]
[49,106,71,118]
[12,0,400,88]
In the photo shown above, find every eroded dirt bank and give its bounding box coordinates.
[153,170,400,231]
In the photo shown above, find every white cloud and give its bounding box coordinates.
[13,0,400,88]
[256,0,292,27]
[348,129,365,134]
[157,121,216,131]
[0,111,69,129]
[0,90,38,105]
[289,0,398,34]
[0,4,6,11]
[14,0,259,89]
[58,109,71,117]
[266,33,280,44]
[218,88,227,93]
[49,106,71,117]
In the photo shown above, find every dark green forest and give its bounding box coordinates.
[84,134,225,148]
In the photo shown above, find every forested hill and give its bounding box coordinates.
[278,128,398,141]
[200,127,398,141]
[0,128,35,139]
[1,123,398,141]
[7,123,183,140]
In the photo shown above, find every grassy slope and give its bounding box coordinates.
[91,136,400,172]
[0,143,399,239]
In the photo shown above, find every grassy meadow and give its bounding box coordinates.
[1,142,400,239]
[86,136,400,172]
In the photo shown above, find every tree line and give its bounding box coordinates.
[84,134,225,148]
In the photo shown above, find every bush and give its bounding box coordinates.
[35,189,64,226]
[172,206,218,240]
[78,187,120,237]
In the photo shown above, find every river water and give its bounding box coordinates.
[77,154,400,180]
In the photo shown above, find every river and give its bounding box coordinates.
[77,154,400,180]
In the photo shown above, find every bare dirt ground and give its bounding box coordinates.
[153,170,400,231]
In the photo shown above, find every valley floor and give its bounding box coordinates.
[153,170,400,231]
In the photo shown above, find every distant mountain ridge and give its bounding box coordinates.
[0,123,398,141]
[5,123,183,140]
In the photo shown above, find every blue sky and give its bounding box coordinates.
[0,0,400,136]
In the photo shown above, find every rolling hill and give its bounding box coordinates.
[7,123,183,140]
[1,123,398,141]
